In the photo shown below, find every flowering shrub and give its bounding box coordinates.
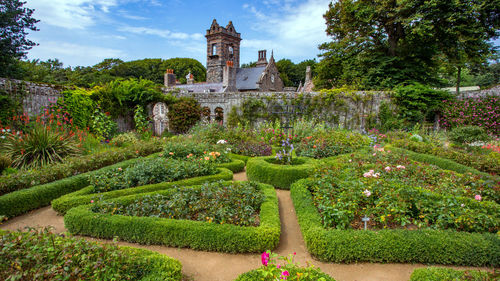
[275,138,294,165]
[440,97,499,135]
[295,130,370,159]
[89,157,216,193]
[235,251,333,280]
[307,150,499,233]
[110,132,139,147]
[91,181,264,226]
[162,140,231,164]
[230,140,272,157]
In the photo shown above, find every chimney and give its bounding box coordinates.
[305,66,312,83]
[164,69,176,87]
[256,50,268,67]
[223,61,237,92]
[186,72,194,85]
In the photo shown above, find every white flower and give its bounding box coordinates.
[348,159,352,163]
[363,189,372,197]
[0,136,4,139]
[226,147,231,152]
[6,129,10,132]
[384,166,391,172]
[216,139,227,144]
[460,203,465,207]
[1,129,5,133]
[396,165,406,169]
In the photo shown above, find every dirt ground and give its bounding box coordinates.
[0,170,493,281]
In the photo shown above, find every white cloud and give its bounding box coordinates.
[27,0,118,29]
[28,40,127,66]
[119,26,203,40]
[242,0,330,60]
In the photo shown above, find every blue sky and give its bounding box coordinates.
[24,0,332,68]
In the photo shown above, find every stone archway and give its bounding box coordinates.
[215,107,224,125]
[202,106,211,123]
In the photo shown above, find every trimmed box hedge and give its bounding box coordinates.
[235,267,335,281]
[0,155,159,218]
[217,158,245,173]
[246,156,316,189]
[64,181,280,253]
[290,179,500,267]
[410,267,494,281]
[0,140,163,196]
[52,167,233,214]
[228,153,251,164]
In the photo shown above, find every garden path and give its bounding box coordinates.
[0,170,491,281]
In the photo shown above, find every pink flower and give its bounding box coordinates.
[372,153,377,156]
[475,195,482,201]
[261,252,270,266]
[396,165,405,169]
[90,200,94,203]
[277,264,280,269]
[363,189,372,197]
[281,271,290,279]
[384,166,391,172]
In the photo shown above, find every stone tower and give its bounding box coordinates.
[206,19,241,83]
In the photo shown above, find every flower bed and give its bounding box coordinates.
[64,181,280,253]
[410,267,495,281]
[246,156,316,189]
[0,154,160,218]
[52,167,233,214]
[0,228,182,281]
[295,130,370,159]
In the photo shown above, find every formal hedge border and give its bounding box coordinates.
[217,159,245,173]
[234,267,335,281]
[228,153,251,164]
[0,140,164,196]
[290,179,500,267]
[52,168,233,214]
[0,155,159,218]
[64,181,280,253]
[385,145,498,181]
[409,267,493,281]
[0,229,182,281]
[246,156,316,189]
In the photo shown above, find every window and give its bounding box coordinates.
[228,46,234,55]
[212,44,217,56]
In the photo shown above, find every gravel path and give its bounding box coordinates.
[0,170,492,281]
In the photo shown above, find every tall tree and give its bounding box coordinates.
[0,0,39,77]
[316,0,499,90]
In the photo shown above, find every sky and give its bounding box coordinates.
[23,0,332,68]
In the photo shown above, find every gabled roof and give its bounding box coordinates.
[236,66,266,90]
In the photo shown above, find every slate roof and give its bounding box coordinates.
[236,66,266,90]
[175,82,224,93]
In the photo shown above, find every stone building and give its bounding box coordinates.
[165,19,284,93]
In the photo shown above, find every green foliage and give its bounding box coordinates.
[0,0,39,77]
[64,181,281,253]
[89,157,217,193]
[236,251,335,281]
[163,140,231,163]
[0,155,12,174]
[230,141,273,157]
[276,59,317,87]
[246,156,317,189]
[92,181,265,227]
[0,89,23,125]
[290,179,500,266]
[167,97,201,133]
[295,130,370,159]
[409,267,496,281]
[392,83,452,125]
[449,126,491,145]
[90,107,117,141]
[134,105,150,137]
[110,132,139,147]
[52,168,233,214]
[0,125,81,169]
[0,228,182,281]
[0,139,163,197]
[217,158,245,173]
[60,88,95,129]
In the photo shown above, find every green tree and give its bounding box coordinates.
[0,0,39,77]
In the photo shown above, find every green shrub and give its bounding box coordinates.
[409,267,496,281]
[0,139,163,196]
[168,97,201,133]
[290,179,500,266]
[0,155,159,218]
[295,130,370,159]
[90,107,118,141]
[52,168,233,214]
[110,132,139,147]
[0,228,182,281]
[1,125,81,169]
[229,153,251,164]
[449,125,491,144]
[65,181,280,253]
[0,155,11,174]
[247,156,316,189]
[217,158,245,173]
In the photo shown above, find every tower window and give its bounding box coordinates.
[212,44,217,56]
[228,46,233,55]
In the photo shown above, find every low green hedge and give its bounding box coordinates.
[0,140,163,196]
[52,168,233,214]
[229,153,251,164]
[235,267,335,281]
[0,155,159,218]
[64,181,280,253]
[290,179,500,267]
[410,267,494,281]
[247,156,316,189]
[218,158,245,173]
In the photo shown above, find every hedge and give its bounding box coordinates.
[229,153,251,164]
[409,267,494,281]
[0,140,163,196]
[385,145,498,181]
[235,267,335,281]
[217,158,245,173]
[246,156,316,189]
[290,179,500,267]
[52,167,233,214]
[0,229,182,281]
[0,155,160,218]
[64,181,280,253]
